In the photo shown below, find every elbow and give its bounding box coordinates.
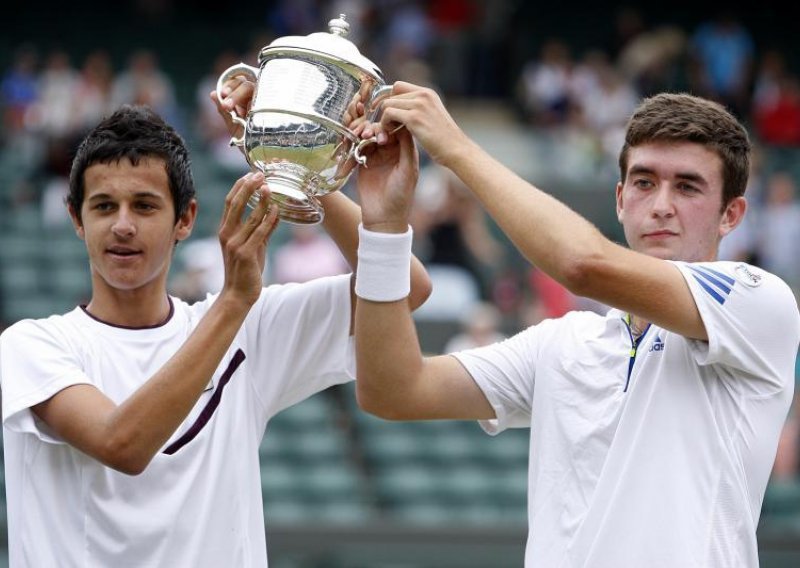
[355,380,407,421]
[559,251,609,299]
[355,382,390,419]
[100,436,152,476]
[408,272,433,312]
[114,461,148,477]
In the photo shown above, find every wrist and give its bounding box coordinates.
[214,290,258,317]
[355,224,413,302]
[437,130,474,171]
[361,219,410,234]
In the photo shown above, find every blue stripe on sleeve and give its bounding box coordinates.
[688,265,733,296]
[695,264,736,286]
[692,274,726,304]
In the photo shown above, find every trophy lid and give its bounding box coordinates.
[259,14,383,80]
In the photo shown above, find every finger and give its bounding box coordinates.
[227,81,255,116]
[229,172,263,226]
[219,76,244,98]
[361,122,377,139]
[379,107,411,134]
[242,184,273,237]
[250,193,281,247]
[220,172,252,227]
[390,81,427,96]
[352,121,366,138]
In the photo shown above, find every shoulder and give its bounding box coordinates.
[673,261,795,307]
[1,310,80,346]
[676,260,799,353]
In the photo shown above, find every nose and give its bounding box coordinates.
[650,184,675,218]
[111,208,137,238]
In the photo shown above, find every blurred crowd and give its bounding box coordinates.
[1,1,799,478]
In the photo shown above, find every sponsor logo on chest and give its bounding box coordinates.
[648,335,665,353]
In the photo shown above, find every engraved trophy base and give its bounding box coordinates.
[248,166,325,225]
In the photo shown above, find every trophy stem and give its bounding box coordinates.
[249,171,324,225]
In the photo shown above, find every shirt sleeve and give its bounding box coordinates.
[452,317,561,434]
[245,273,355,416]
[672,261,800,395]
[1,319,92,443]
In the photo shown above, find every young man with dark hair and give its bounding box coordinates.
[0,98,429,566]
[353,84,799,567]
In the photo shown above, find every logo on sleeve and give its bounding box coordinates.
[734,263,763,287]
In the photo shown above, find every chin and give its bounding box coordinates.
[638,245,679,261]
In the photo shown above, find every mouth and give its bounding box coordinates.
[642,230,678,240]
[106,246,142,259]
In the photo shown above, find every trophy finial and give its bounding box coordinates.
[329,14,350,37]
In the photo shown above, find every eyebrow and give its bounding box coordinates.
[86,191,166,202]
[628,165,708,185]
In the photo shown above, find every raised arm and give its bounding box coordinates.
[33,175,279,474]
[369,82,712,340]
[352,124,495,421]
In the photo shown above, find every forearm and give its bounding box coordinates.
[319,191,361,270]
[104,294,251,472]
[355,298,426,417]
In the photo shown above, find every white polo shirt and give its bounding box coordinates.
[1,274,355,568]
[454,261,799,567]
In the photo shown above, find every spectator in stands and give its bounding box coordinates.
[0,43,39,137]
[0,84,431,565]
[606,6,646,61]
[409,162,505,320]
[28,49,79,141]
[194,49,249,172]
[517,38,574,127]
[0,44,41,174]
[687,11,755,118]
[271,224,350,285]
[617,24,687,97]
[752,67,800,147]
[756,171,800,288]
[71,49,116,138]
[111,49,180,128]
[443,301,506,354]
[570,51,640,171]
[353,82,799,567]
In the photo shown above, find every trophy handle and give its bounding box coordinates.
[216,62,259,148]
[353,84,405,167]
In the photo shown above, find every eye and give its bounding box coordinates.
[93,201,115,212]
[677,182,700,194]
[135,201,158,211]
[632,178,654,190]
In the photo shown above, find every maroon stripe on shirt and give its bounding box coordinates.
[163,349,246,455]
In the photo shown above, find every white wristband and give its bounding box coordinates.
[355,223,413,302]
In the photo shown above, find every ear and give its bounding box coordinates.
[615,181,625,224]
[175,199,198,242]
[719,196,747,238]
[68,204,85,240]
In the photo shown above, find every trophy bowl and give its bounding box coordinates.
[217,14,391,224]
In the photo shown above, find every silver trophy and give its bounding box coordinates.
[216,14,392,224]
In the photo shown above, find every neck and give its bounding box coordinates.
[629,314,649,340]
[86,285,172,328]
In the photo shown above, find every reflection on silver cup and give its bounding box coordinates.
[217,14,392,224]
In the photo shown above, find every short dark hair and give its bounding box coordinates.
[68,105,195,222]
[618,93,751,208]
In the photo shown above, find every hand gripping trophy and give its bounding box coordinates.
[216,14,393,224]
